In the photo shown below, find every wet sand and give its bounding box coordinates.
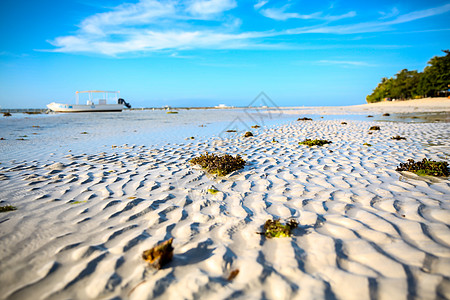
[0,100,449,300]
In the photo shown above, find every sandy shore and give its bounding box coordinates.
[282,97,450,116]
[0,102,449,299]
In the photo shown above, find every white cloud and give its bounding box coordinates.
[47,2,450,56]
[254,0,268,10]
[258,4,355,21]
[316,60,373,67]
[79,0,175,35]
[187,0,237,16]
[260,7,320,21]
[379,7,399,20]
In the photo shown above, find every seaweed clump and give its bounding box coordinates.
[142,238,174,269]
[382,113,390,116]
[297,117,312,121]
[299,139,332,147]
[391,135,406,140]
[263,219,298,238]
[3,112,11,117]
[369,126,380,131]
[207,188,219,194]
[363,143,372,147]
[227,269,239,281]
[190,152,246,176]
[251,125,261,128]
[0,205,17,213]
[243,131,253,137]
[396,158,449,177]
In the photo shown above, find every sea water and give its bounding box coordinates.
[0,108,435,162]
[0,109,295,161]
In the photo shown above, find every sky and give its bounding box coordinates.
[0,0,449,109]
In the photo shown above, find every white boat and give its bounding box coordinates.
[47,90,131,113]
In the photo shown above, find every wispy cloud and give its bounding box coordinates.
[47,1,450,56]
[187,0,237,16]
[259,5,355,21]
[254,0,268,10]
[316,60,374,67]
[379,7,399,20]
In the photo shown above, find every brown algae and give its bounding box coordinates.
[142,238,174,269]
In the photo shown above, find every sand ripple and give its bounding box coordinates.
[0,120,449,299]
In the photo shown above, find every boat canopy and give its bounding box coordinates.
[75,90,120,104]
[76,91,120,94]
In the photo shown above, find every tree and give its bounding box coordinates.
[366,50,450,102]
[418,50,450,97]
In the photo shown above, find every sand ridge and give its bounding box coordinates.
[0,118,449,299]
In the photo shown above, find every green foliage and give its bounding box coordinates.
[263,219,298,238]
[0,205,17,212]
[190,152,246,176]
[396,158,449,177]
[299,139,332,147]
[367,50,450,102]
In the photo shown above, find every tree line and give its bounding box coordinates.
[366,50,450,103]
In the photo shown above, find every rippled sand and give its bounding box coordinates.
[0,116,449,299]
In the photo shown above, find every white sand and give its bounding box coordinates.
[0,101,449,300]
[283,97,450,115]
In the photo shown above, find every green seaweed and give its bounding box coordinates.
[297,117,312,121]
[263,219,298,238]
[369,126,380,130]
[166,111,178,114]
[190,152,246,176]
[142,238,174,269]
[207,188,219,194]
[0,205,17,212]
[243,131,253,137]
[299,139,332,147]
[80,132,88,134]
[396,158,449,177]
[391,135,406,140]
[70,200,87,204]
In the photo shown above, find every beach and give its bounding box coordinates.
[0,99,449,300]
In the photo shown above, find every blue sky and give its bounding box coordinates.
[0,0,449,108]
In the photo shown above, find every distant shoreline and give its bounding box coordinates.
[2,97,449,113]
